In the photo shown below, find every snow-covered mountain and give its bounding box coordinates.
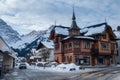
[0,19,21,44]
[0,18,54,57]
[12,25,54,56]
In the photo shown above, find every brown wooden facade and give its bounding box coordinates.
[49,11,118,66]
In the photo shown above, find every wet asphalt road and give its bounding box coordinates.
[69,67,120,80]
[1,66,120,80]
[1,68,79,80]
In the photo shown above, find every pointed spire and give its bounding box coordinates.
[104,18,108,26]
[70,6,80,30]
[72,6,76,20]
[69,5,80,36]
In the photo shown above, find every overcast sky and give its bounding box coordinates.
[0,0,120,35]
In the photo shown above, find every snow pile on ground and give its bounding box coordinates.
[55,63,79,71]
[116,64,120,67]
[27,63,101,73]
[15,62,102,73]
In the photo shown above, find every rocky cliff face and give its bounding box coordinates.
[0,19,21,45]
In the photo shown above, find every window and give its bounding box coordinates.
[111,44,115,50]
[74,42,80,48]
[84,57,90,65]
[55,44,59,50]
[70,56,72,63]
[67,56,72,63]
[69,43,72,47]
[84,41,90,49]
[101,43,109,50]
[64,44,67,49]
[103,34,106,39]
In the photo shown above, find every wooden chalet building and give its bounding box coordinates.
[29,40,54,63]
[49,10,117,66]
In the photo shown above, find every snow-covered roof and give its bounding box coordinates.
[0,36,16,58]
[54,26,69,35]
[54,23,108,36]
[81,23,107,36]
[62,36,95,41]
[30,56,41,59]
[114,31,120,39]
[41,40,54,49]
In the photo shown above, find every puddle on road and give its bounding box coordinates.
[111,71,120,74]
[13,77,29,80]
[12,72,18,76]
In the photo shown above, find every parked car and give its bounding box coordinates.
[19,63,27,69]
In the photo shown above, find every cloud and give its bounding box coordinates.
[0,0,120,34]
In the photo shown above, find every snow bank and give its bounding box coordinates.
[55,63,79,71]
[116,64,120,67]
[26,63,102,73]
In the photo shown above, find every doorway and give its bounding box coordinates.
[98,56,105,65]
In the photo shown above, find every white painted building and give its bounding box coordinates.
[33,40,54,62]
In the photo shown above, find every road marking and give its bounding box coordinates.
[96,73,105,77]
[81,73,90,76]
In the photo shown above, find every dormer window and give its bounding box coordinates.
[103,34,106,39]
[101,43,109,50]
[74,42,80,48]
[84,41,90,49]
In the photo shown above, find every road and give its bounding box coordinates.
[69,67,120,80]
[1,66,120,80]
[2,68,79,80]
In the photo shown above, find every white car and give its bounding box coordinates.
[19,63,27,69]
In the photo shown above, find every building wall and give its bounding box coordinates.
[35,48,54,62]
[117,40,120,63]
[49,49,54,61]
[0,37,15,73]
[54,54,62,63]
[3,54,14,71]
[52,27,117,66]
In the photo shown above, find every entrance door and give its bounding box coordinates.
[98,56,104,65]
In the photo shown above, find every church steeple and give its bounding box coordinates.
[72,8,76,20]
[70,7,80,30]
[69,7,80,36]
